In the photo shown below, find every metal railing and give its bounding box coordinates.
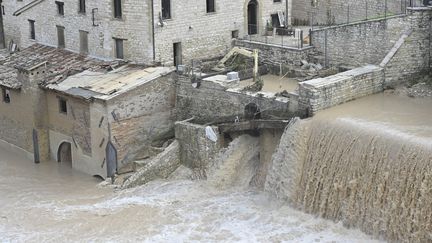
[239,24,313,49]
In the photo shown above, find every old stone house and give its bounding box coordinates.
[0,0,290,65]
[0,44,176,177]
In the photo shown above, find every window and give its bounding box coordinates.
[206,0,215,13]
[2,88,10,103]
[59,98,67,114]
[161,0,171,19]
[232,30,239,38]
[79,0,85,13]
[113,0,122,18]
[57,26,65,48]
[29,20,35,40]
[114,38,124,59]
[274,0,281,2]
[79,30,88,54]
[56,1,64,16]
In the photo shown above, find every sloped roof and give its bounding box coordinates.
[0,44,120,89]
[45,66,175,101]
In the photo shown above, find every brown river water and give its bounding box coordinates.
[1,144,376,242]
[1,93,430,242]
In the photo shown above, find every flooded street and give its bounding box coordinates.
[0,143,378,242]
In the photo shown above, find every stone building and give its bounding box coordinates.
[0,44,176,177]
[0,0,290,65]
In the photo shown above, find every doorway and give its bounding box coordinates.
[173,42,182,67]
[57,142,72,167]
[247,0,258,35]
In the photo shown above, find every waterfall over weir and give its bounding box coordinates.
[265,117,432,242]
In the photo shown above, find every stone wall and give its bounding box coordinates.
[176,75,297,123]
[292,0,409,26]
[107,72,177,166]
[298,64,384,115]
[383,8,432,86]
[311,15,409,68]
[2,0,290,65]
[234,39,317,66]
[0,87,34,153]
[153,0,291,65]
[175,121,224,170]
[2,0,154,64]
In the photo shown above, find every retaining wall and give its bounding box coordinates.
[298,65,384,115]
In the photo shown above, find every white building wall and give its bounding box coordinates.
[1,0,290,65]
[153,0,290,65]
[2,0,153,64]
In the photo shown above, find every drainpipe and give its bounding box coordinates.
[285,0,289,26]
[151,0,156,62]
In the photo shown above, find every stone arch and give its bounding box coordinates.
[244,102,261,120]
[57,141,72,166]
[244,0,263,35]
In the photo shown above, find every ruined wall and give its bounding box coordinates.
[298,64,384,115]
[2,0,153,64]
[176,76,296,123]
[235,39,317,66]
[107,72,176,166]
[292,0,407,26]
[311,15,409,68]
[174,121,224,170]
[153,0,290,65]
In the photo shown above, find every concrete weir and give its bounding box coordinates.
[266,94,432,242]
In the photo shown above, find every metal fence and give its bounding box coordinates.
[239,24,313,49]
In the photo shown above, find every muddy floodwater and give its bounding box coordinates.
[0,145,378,242]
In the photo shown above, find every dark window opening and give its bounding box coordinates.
[2,88,10,103]
[57,26,65,48]
[271,14,280,27]
[56,1,64,15]
[274,0,281,2]
[173,42,182,67]
[29,20,35,40]
[59,98,67,114]
[2,6,5,15]
[114,38,124,59]
[231,30,239,38]
[161,0,171,19]
[79,0,85,13]
[79,30,88,54]
[114,0,122,18]
[206,0,215,13]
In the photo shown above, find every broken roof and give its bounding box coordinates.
[0,44,119,89]
[45,65,175,101]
